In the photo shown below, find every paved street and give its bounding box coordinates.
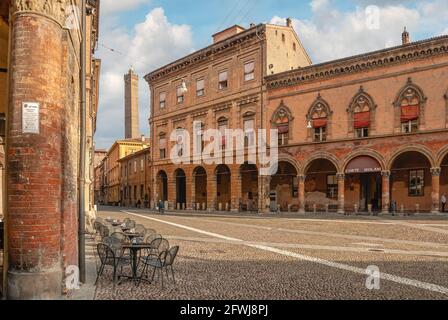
[94,206,448,300]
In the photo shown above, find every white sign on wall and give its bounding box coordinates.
[22,102,40,134]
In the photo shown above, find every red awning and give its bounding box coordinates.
[277,125,289,134]
[345,156,382,174]
[354,111,370,129]
[313,118,327,128]
[401,105,419,122]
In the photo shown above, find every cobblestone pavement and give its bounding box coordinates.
[94,206,448,300]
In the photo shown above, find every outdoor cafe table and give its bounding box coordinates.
[122,243,153,284]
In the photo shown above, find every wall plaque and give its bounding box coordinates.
[22,102,40,134]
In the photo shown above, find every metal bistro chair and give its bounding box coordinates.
[135,224,146,235]
[139,245,179,289]
[138,238,169,285]
[126,220,136,229]
[95,242,131,290]
[100,224,110,241]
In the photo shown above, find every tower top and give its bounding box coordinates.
[402,27,410,45]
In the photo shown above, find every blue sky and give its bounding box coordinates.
[94,0,447,150]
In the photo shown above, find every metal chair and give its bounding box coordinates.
[139,245,179,289]
[126,220,136,229]
[135,224,146,235]
[144,228,157,236]
[99,224,110,240]
[95,243,130,290]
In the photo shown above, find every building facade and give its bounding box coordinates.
[1,0,101,299]
[104,139,149,206]
[265,33,448,214]
[145,21,311,212]
[119,147,151,208]
[145,22,448,215]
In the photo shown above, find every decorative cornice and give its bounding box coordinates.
[237,95,259,107]
[145,24,265,84]
[267,35,448,89]
[11,0,69,25]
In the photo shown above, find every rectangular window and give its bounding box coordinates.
[196,78,205,97]
[292,176,298,198]
[159,92,166,109]
[327,175,338,199]
[159,136,166,159]
[277,125,289,146]
[355,128,369,138]
[314,127,327,142]
[134,161,137,173]
[218,71,228,90]
[409,169,425,197]
[218,122,227,149]
[244,119,255,148]
[176,86,184,103]
[402,120,418,134]
[140,159,144,172]
[0,113,5,139]
[244,61,255,82]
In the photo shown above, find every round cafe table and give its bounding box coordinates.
[122,243,153,284]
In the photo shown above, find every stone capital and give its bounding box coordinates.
[381,170,391,178]
[336,173,345,181]
[11,0,70,26]
[297,174,306,182]
[431,167,441,177]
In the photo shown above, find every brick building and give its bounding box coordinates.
[0,0,101,299]
[145,21,311,212]
[265,32,448,214]
[145,21,448,215]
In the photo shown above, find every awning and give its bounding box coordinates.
[345,156,382,174]
[277,125,289,134]
[354,111,370,129]
[313,118,327,128]
[401,105,419,122]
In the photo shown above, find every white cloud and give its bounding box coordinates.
[101,0,151,14]
[95,8,194,149]
[272,0,447,64]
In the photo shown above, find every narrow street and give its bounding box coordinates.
[95,207,448,300]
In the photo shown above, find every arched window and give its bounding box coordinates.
[217,117,228,149]
[394,78,426,134]
[271,101,293,146]
[307,95,332,142]
[348,87,376,138]
[159,133,166,159]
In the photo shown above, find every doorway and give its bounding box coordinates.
[359,173,382,212]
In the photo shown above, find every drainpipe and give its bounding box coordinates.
[79,0,87,284]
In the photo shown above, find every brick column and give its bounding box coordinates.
[231,169,242,212]
[7,2,73,299]
[258,174,271,214]
[207,174,217,212]
[191,173,196,210]
[381,170,391,214]
[298,175,306,213]
[431,167,441,214]
[337,174,345,214]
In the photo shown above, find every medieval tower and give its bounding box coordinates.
[124,67,140,139]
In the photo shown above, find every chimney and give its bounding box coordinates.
[286,18,292,27]
[249,23,255,28]
[402,27,410,45]
[141,134,145,142]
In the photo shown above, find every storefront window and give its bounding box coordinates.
[409,169,425,196]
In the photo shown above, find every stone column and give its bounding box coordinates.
[7,1,73,299]
[298,175,306,214]
[258,175,271,214]
[381,170,391,215]
[337,174,345,214]
[431,167,441,214]
[191,173,196,210]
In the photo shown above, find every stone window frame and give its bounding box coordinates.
[444,89,448,129]
[159,132,167,159]
[270,100,294,146]
[242,111,256,148]
[393,78,427,134]
[347,86,377,138]
[306,94,333,142]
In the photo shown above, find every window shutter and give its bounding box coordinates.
[354,111,370,129]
